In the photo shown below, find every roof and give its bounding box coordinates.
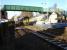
[3,5,44,12]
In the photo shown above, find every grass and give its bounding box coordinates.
[53,27,67,43]
[24,25,44,31]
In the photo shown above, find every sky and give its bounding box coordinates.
[0,0,67,10]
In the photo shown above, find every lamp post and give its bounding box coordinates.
[41,0,48,19]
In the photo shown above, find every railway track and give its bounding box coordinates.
[15,27,67,50]
[30,31,67,50]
